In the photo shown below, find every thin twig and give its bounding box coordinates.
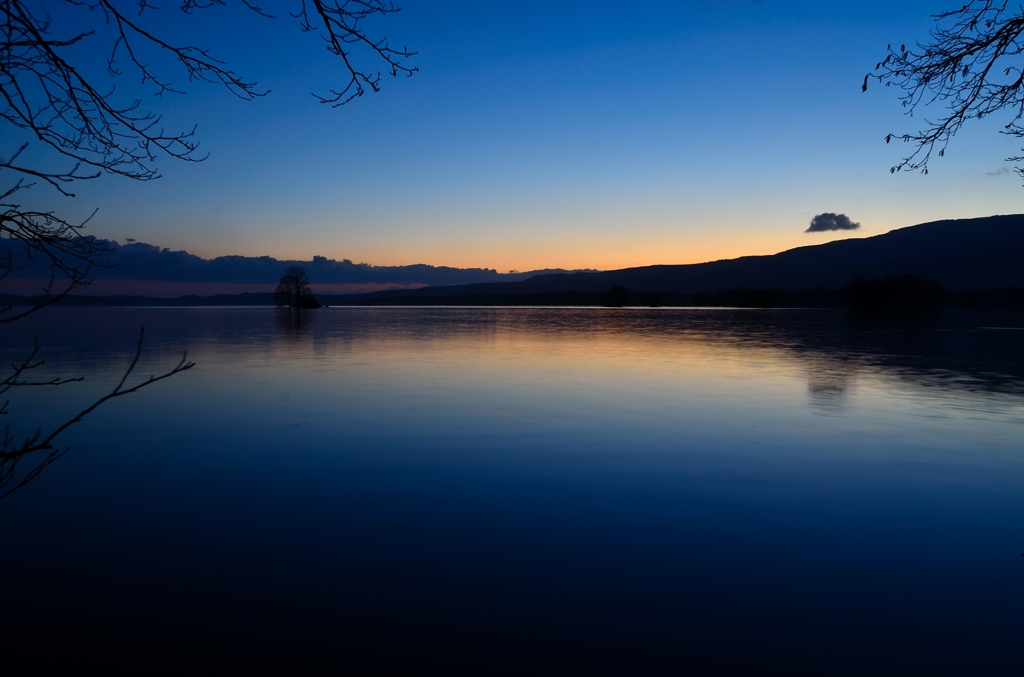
[0,326,195,498]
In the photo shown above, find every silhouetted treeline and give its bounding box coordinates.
[328,287,847,308]
[846,275,944,311]
[945,287,1024,310]
[844,276,1024,312]
[327,280,1022,309]
[5,279,1024,310]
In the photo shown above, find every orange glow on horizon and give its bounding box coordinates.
[181,228,870,274]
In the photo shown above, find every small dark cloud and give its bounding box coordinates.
[986,166,1010,177]
[806,212,861,233]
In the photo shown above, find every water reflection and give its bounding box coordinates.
[266,307,1024,403]
[274,306,316,338]
[4,307,1024,452]
[1,307,1022,673]
[4,306,1024,418]
[805,362,855,412]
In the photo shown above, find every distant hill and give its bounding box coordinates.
[348,215,1024,301]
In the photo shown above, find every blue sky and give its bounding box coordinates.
[26,0,1024,270]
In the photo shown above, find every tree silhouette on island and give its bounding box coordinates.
[275,267,320,309]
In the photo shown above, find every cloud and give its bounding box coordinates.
[806,212,861,233]
[4,239,580,288]
[986,166,1010,177]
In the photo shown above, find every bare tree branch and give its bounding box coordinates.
[1,0,416,310]
[293,0,417,106]
[0,326,195,498]
[1,0,415,185]
[865,1,1024,183]
[0,178,107,322]
[0,339,84,399]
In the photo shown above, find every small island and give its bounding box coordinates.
[273,266,321,309]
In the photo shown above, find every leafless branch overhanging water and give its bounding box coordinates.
[0,326,194,499]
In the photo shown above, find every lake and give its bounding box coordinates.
[2,307,1023,673]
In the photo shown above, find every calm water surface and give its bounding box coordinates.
[2,307,1023,673]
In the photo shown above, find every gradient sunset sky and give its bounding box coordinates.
[32,0,1024,272]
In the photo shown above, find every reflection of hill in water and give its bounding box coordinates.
[295,308,1024,407]
[739,309,1024,401]
[615,308,1024,403]
[4,307,1022,406]
[327,307,1024,404]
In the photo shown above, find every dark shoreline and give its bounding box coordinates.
[5,286,1024,310]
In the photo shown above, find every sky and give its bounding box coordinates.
[19,0,1024,272]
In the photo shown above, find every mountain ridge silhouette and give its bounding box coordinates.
[353,214,1024,300]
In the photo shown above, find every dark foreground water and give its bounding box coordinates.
[2,307,1023,674]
